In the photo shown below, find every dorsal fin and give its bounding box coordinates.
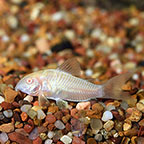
[57,58,81,76]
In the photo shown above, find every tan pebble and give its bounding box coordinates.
[76,101,91,110]
[0,123,14,133]
[103,120,114,131]
[123,120,132,131]
[136,102,144,112]
[139,119,144,126]
[126,108,142,122]
[35,38,49,53]
[92,103,104,113]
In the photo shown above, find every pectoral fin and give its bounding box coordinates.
[38,93,50,107]
[57,58,81,76]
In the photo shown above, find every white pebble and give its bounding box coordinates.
[20,34,30,42]
[20,104,32,113]
[0,132,8,143]
[51,12,64,21]
[7,15,18,29]
[44,139,53,144]
[3,109,13,118]
[54,120,65,130]
[24,95,33,103]
[0,96,4,104]
[37,109,46,120]
[102,111,113,122]
[2,35,10,42]
[47,131,54,139]
[60,135,72,144]
[85,69,93,76]
[132,74,139,80]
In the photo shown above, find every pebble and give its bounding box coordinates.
[44,139,53,144]
[120,101,128,110]
[94,134,103,142]
[85,69,93,76]
[23,95,33,103]
[126,108,142,122]
[8,132,32,144]
[39,133,47,140]
[20,112,28,121]
[136,102,144,112]
[27,108,37,119]
[3,109,13,118]
[29,127,39,140]
[105,105,115,111]
[87,138,97,144]
[33,136,42,144]
[60,135,72,144]
[72,136,85,144]
[7,15,18,29]
[37,109,46,120]
[103,120,114,131]
[0,132,8,144]
[20,104,32,113]
[102,111,113,122]
[45,114,56,124]
[0,123,14,133]
[56,99,69,109]
[0,96,4,104]
[76,101,91,110]
[47,131,54,139]
[90,118,103,130]
[123,120,132,131]
[20,34,30,42]
[35,38,49,53]
[54,120,65,130]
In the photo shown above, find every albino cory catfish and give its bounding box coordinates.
[15,58,134,106]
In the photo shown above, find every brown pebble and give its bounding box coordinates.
[20,112,28,121]
[48,123,55,131]
[87,138,97,144]
[54,111,63,120]
[92,103,104,113]
[72,136,85,144]
[48,106,59,113]
[33,136,42,144]
[24,124,33,133]
[45,114,56,124]
[8,132,32,144]
[1,102,13,110]
[139,119,144,127]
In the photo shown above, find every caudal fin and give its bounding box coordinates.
[102,71,136,103]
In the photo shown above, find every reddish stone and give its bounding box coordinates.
[65,123,71,131]
[28,119,34,128]
[71,108,79,119]
[24,124,33,133]
[48,123,55,131]
[54,111,63,120]
[45,114,56,124]
[72,136,85,144]
[33,136,42,144]
[1,102,12,110]
[21,112,28,121]
[57,141,64,144]
[8,132,32,144]
[61,109,69,115]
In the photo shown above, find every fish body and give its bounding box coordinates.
[15,58,134,106]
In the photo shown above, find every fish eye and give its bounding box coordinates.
[26,78,33,84]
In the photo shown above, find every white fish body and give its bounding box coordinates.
[15,58,134,106]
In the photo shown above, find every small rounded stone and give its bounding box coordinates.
[3,109,13,118]
[102,111,113,122]
[90,118,103,130]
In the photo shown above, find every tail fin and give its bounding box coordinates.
[102,71,136,104]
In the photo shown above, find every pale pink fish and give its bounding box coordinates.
[15,58,134,106]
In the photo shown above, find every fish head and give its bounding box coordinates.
[15,72,42,96]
